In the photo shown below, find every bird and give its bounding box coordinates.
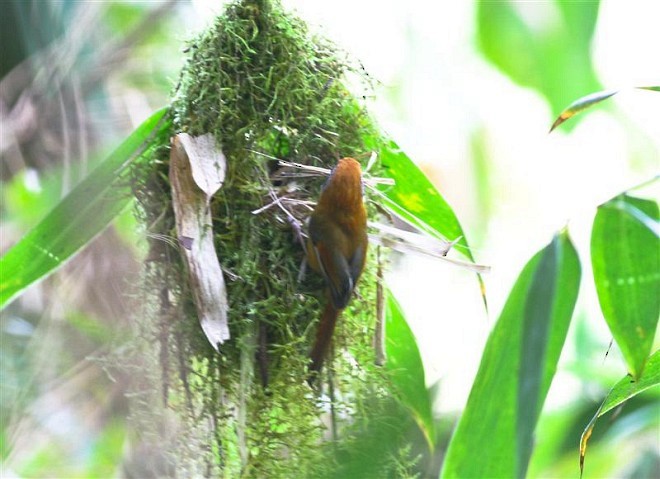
[306,157,368,379]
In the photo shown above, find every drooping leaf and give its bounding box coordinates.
[441,231,581,479]
[169,133,230,349]
[0,107,170,308]
[368,139,487,307]
[550,90,617,132]
[385,291,435,449]
[374,140,474,263]
[550,86,660,131]
[600,348,660,417]
[579,349,660,477]
[591,194,660,379]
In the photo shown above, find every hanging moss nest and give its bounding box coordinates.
[132,0,410,477]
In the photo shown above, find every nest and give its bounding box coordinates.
[129,1,411,476]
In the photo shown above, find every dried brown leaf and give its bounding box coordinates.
[170,133,229,350]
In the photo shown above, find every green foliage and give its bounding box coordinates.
[477,0,602,117]
[547,86,660,478]
[600,350,660,417]
[591,194,660,379]
[550,87,660,131]
[17,419,125,478]
[0,107,170,308]
[105,2,147,33]
[84,420,127,478]
[371,139,487,304]
[134,0,426,476]
[441,231,581,479]
[549,89,617,131]
[372,140,476,264]
[315,302,429,479]
[3,1,656,477]
[385,291,435,449]
[318,396,420,479]
[579,352,660,478]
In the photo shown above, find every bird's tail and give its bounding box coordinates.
[308,302,341,382]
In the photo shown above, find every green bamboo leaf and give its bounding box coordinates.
[441,231,581,479]
[550,86,660,131]
[375,140,475,263]
[550,90,617,132]
[369,139,487,307]
[600,348,660,416]
[385,290,435,449]
[477,0,601,119]
[579,349,660,477]
[0,107,170,308]
[591,194,660,379]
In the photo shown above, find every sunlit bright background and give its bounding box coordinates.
[2,0,658,476]
[265,0,660,413]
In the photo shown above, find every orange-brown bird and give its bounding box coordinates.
[307,157,368,379]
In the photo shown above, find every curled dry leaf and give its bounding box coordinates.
[170,133,229,350]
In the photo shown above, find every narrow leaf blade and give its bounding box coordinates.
[550,90,618,132]
[370,139,488,308]
[441,231,581,479]
[0,107,170,308]
[579,349,660,477]
[376,140,475,263]
[551,86,660,131]
[385,291,435,448]
[600,348,660,416]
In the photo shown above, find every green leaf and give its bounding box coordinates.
[375,140,475,263]
[591,194,660,379]
[600,349,660,416]
[551,87,660,131]
[85,419,127,477]
[2,170,63,228]
[476,0,601,117]
[0,107,170,308]
[369,139,487,307]
[385,290,435,448]
[441,231,581,479]
[579,349,660,477]
[549,89,618,132]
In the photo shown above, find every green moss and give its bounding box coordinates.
[133,0,404,476]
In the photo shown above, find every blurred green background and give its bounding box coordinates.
[1,0,658,477]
